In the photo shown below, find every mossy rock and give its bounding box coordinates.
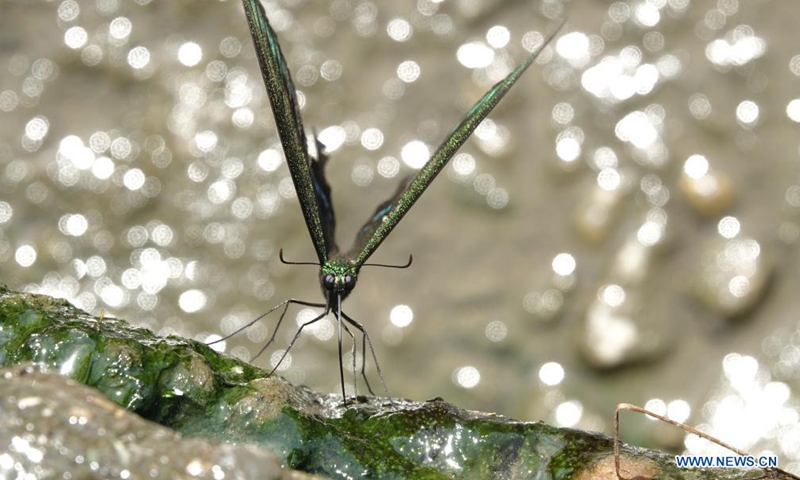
[0,286,784,480]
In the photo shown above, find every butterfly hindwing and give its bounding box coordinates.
[310,135,338,255]
[349,176,412,260]
[242,0,332,263]
[349,31,558,267]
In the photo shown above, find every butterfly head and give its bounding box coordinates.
[320,258,359,302]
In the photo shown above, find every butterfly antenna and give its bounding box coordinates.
[279,248,320,266]
[361,254,413,269]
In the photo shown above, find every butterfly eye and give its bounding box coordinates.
[323,274,336,289]
[344,274,355,289]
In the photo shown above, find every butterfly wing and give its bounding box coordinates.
[348,28,560,267]
[309,134,337,254]
[242,0,335,263]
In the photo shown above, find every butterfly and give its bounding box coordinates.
[218,0,561,405]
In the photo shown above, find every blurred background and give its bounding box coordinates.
[2,0,799,473]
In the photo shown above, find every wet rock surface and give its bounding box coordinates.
[0,363,320,480]
[0,286,784,480]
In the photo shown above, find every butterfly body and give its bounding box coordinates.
[228,0,562,405]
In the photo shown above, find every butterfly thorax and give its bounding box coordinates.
[319,257,359,303]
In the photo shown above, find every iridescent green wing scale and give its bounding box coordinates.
[242,0,336,263]
[349,30,559,268]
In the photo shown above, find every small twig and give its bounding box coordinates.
[614,403,800,480]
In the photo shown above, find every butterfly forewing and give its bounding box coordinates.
[349,33,557,268]
[243,0,332,263]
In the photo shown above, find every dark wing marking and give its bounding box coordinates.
[349,26,561,267]
[242,0,332,263]
[310,134,338,254]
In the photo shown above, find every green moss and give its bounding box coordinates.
[0,286,774,480]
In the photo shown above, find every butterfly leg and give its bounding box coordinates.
[338,322,359,398]
[333,298,366,407]
[207,298,327,372]
[334,299,348,405]
[208,298,325,346]
[208,298,290,346]
[248,299,326,362]
[342,311,389,398]
[267,307,331,378]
